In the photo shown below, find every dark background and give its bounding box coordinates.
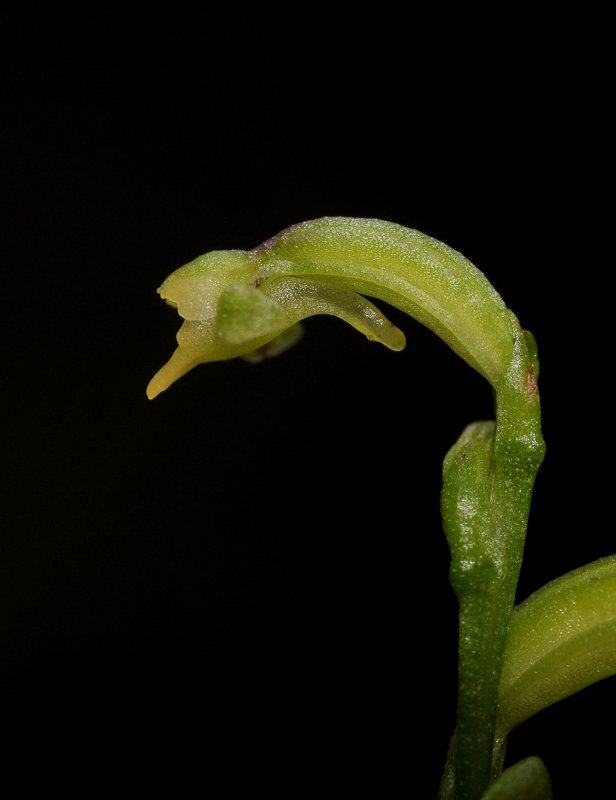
[2,6,612,796]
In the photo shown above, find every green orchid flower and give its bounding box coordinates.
[147,245,406,399]
[147,217,521,400]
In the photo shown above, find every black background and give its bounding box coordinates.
[2,5,613,796]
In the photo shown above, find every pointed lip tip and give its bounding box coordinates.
[146,380,162,400]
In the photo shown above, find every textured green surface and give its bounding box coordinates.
[147,217,518,398]
[498,555,616,736]
[481,757,552,800]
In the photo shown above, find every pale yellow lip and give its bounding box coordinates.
[147,344,203,400]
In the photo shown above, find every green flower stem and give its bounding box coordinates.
[440,327,545,800]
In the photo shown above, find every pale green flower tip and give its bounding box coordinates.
[158,249,256,288]
[147,278,299,399]
[158,250,259,322]
[147,251,276,398]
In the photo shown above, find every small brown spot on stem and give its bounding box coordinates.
[524,365,538,396]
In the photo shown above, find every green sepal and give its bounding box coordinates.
[260,276,406,351]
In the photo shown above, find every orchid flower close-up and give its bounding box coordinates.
[146,246,406,399]
[147,217,523,400]
[147,216,616,800]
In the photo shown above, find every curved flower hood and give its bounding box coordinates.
[147,217,519,399]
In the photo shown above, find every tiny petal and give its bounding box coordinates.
[260,277,406,351]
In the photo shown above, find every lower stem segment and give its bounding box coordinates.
[439,323,545,800]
